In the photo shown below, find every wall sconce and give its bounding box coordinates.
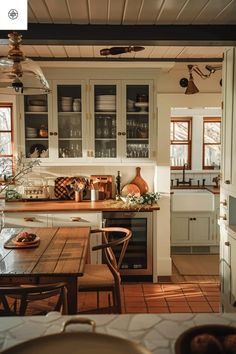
[180,64,222,95]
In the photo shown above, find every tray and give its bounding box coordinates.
[4,235,40,249]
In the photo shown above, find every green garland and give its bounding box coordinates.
[124,192,160,206]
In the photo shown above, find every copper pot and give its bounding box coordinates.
[2,318,151,354]
[39,126,48,138]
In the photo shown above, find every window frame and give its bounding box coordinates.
[0,103,14,180]
[202,116,221,170]
[170,117,192,170]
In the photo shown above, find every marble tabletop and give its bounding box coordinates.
[1,313,236,354]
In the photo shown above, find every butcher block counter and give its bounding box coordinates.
[0,199,160,213]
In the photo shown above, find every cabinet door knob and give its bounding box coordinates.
[225,241,230,246]
[24,217,35,222]
[117,132,122,136]
[225,180,231,184]
[219,214,227,220]
[53,132,58,136]
[49,132,54,136]
[121,132,126,136]
[220,200,227,206]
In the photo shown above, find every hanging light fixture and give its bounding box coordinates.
[0,32,50,94]
[181,64,222,95]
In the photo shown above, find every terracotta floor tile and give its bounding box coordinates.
[166,301,188,307]
[188,302,212,313]
[168,306,192,313]
[148,307,170,313]
[205,295,220,302]
[146,299,167,306]
[161,284,182,291]
[185,295,206,302]
[125,307,147,313]
[145,294,166,301]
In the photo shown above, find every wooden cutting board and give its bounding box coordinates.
[121,184,140,197]
[130,167,149,195]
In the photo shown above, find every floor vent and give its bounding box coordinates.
[192,246,210,253]
[171,246,191,254]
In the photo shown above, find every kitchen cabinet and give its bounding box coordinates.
[89,80,153,161]
[171,212,214,246]
[20,78,155,163]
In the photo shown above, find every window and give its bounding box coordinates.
[0,104,14,180]
[203,117,221,170]
[170,117,192,170]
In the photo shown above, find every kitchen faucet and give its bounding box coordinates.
[176,163,193,186]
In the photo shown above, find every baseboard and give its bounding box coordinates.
[157,276,172,283]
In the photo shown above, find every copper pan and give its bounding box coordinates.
[2,317,151,354]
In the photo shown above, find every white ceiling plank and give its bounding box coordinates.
[64,46,81,57]
[161,46,185,58]
[149,46,172,58]
[108,0,126,24]
[179,47,224,58]
[89,0,109,24]
[28,4,38,23]
[193,0,233,24]
[45,0,71,23]
[134,46,155,58]
[175,0,211,24]
[49,46,68,57]
[67,0,89,24]
[123,0,143,24]
[28,0,52,23]
[32,46,53,57]
[79,46,94,57]
[212,1,236,24]
[21,46,40,57]
[138,0,163,24]
[156,0,188,24]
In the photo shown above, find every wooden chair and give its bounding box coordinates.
[0,282,68,316]
[78,227,132,314]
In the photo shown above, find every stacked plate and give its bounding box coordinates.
[96,95,116,112]
[26,127,37,138]
[61,97,73,112]
[27,99,47,112]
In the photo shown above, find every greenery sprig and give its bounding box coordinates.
[124,192,160,205]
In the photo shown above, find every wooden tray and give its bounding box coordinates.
[4,235,40,249]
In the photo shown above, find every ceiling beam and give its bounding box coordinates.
[0,24,235,46]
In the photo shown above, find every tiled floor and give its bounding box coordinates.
[79,282,220,313]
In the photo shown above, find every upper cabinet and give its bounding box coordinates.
[20,75,155,164]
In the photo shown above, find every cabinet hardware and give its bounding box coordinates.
[70,217,81,222]
[219,214,227,220]
[225,241,230,246]
[53,132,58,136]
[220,200,227,206]
[121,132,126,136]
[225,180,231,184]
[193,217,196,221]
[49,132,53,136]
[117,132,122,136]
[24,217,35,222]
[189,218,193,221]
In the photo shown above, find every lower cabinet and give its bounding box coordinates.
[4,211,102,264]
[171,212,214,246]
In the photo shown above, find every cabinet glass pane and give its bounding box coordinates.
[94,85,117,158]
[126,85,149,159]
[24,94,49,158]
[57,85,82,158]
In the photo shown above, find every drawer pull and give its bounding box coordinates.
[24,217,36,222]
[225,241,230,247]
[220,200,227,206]
[70,217,81,222]
[219,214,227,220]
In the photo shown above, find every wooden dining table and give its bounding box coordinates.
[0,226,90,314]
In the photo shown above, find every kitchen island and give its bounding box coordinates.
[0,312,236,353]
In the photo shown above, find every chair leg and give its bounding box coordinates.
[96,291,100,308]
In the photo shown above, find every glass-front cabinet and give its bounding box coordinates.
[21,78,154,163]
[90,79,153,162]
[23,94,49,159]
[56,84,84,159]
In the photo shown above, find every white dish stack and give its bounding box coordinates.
[61,97,73,112]
[96,95,116,111]
[27,99,47,112]
[26,127,37,138]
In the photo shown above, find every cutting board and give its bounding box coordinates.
[130,167,149,195]
[121,183,140,197]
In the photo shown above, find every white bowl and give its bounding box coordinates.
[27,105,47,112]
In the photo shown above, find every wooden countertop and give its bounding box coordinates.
[1,199,160,213]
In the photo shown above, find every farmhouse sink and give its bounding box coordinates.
[171,189,214,212]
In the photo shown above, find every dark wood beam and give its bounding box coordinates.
[0,24,235,46]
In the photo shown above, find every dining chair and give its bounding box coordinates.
[78,227,132,314]
[0,282,68,316]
